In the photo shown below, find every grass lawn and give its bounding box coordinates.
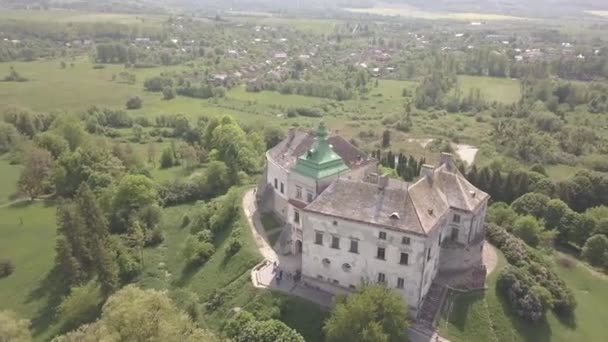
[0,201,60,342]
[456,75,521,104]
[545,164,585,181]
[0,155,21,205]
[440,248,608,342]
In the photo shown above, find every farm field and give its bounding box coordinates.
[0,9,165,25]
[345,6,529,21]
[440,250,608,342]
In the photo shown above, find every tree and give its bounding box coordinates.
[382,130,391,148]
[75,184,119,294]
[487,202,518,229]
[511,192,550,218]
[54,285,216,342]
[57,281,102,331]
[19,146,53,200]
[324,285,409,342]
[52,117,87,151]
[223,311,304,342]
[581,235,608,267]
[513,215,544,247]
[162,86,175,100]
[126,96,142,110]
[34,132,69,159]
[0,311,31,342]
[0,122,19,153]
[112,175,158,212]
[159,145,175,169]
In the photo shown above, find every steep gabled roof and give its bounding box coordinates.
[303,179,425,235]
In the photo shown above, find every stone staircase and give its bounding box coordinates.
[418,283,447,329]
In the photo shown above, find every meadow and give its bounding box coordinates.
[456,75,521,104]
[0,9,165,25]
[345,6,529,21]
[440,250,608,342]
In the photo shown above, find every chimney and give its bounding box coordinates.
[367,172,379,184]
[440,152,454,167]
[421,164,435,180]
[378,174,389,190]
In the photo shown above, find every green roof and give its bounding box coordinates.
[291,123,349,180]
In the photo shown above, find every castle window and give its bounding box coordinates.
[333,220,338,226]
[274,178,278,189]
[399,252,409,265]
[295,186,302,199]
[379,231,387,240]
[294,210,300,224]
[280,182,284,194]
[453,214,461,223]
[349,240,359,254]
[342,263,352,272]
[322,258,331,266]
[377,272,386,284]
[333,279,340,284]
[315,232,323,245]
[427,248,432,261]
[397,277,405,289]
[377,247,386,260]
[331,236,340,249]
[307,192,314,202]
[438,233,442,247]
[402,236,410,245]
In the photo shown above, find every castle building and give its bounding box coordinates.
[257,123,489,316]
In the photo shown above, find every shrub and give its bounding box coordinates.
[145,227,165,247]
[126,96,143,110]
[181,215,191,228]
[162,86,175,100]
[582,234,608,267]
[556,255,577,269]
[0,259,15,278]
[204,288,227,312]
[225,238,242,257]
[497,266,550,322]
[181,236,215,267]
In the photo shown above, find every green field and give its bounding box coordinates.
[0,155,21,205]
[0,9,165,25]
[456,75,522,104]
[345,6,529,21]
[0,202,60,341]
[440,250,608,342]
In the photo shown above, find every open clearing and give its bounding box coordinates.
[457,75,521,104]
[345,6,529,21]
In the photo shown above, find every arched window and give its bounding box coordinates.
[342,263,352,272]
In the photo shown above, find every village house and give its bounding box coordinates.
[257,123,489,317]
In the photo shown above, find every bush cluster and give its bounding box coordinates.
[0,259,15,278]
[488,224,576,320]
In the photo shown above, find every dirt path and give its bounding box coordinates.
[483,241,498,275]
[453,143,479,166]
[242,189,278,262]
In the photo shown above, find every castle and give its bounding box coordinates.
[257,123,489,317]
